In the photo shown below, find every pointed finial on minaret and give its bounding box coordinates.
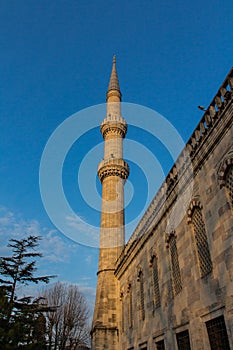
[108,55,121,93]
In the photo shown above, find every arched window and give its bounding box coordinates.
[188,201,212,277]
[120,291,124,333]
[225,165,233,207]
[166,232,182,296]
[137,270,145,320]
[127,284,133,328]
[150,255,160,309]
[217,155,233,208]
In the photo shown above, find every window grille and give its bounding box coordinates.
[156,339,165,350]
[225,165,233,207]
[176,330,191,350]
[152,256,160,308]
[192,207,212,277]
[139,272,145,320]
[169,235,182,295]
[206,315,230,350]
[128,285,133,328]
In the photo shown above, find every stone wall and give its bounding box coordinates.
[115,68,233,349]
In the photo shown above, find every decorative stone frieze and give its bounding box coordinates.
[98,158,129,182]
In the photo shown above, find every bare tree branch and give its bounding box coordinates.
[41,282,90,349]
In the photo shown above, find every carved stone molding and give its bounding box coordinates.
[101,119,127,139]
[136,266,143,281]
[217,150,233,188]
[98,158,129,182]
[165,230,176,248]
[127,282,131,293]
[149,250,157,267]
[187,197,202,223]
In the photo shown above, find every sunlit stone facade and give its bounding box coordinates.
[92,63,233,350]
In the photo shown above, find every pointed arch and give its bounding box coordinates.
[127,282,133,329]
[149,254,161,309]
[217,154,233,207]
[187,199,202,224]
[166,231,182,296]
[137,269,145,320]
[217,154,233,189]
[187,200,212,277]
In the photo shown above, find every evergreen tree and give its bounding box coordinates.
[0,235,55,349]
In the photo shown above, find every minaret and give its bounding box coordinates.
[91,57,129,350]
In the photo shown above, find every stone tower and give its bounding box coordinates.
[91,57,129,349]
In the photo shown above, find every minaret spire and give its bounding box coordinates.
[108,55,121,93]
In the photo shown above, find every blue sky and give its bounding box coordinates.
[0,0,233,316]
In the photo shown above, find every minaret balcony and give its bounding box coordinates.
[98,158,129,182]
[100,116,127,139]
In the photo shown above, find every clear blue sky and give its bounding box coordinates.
[0,0,233,315]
